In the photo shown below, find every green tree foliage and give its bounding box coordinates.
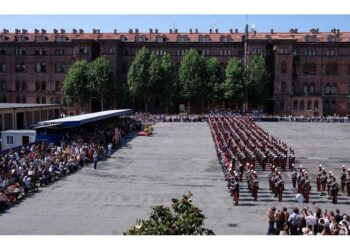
[247,55,270,108]
[206,57,223,105]
[223,58,245,105]
[127,47,156,112]
[63,60,90,109]
[87,56,114,111]
[125,192,214,235]
[179,49,207,106]
[159,53,177,113]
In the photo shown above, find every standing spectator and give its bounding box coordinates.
[93,151,98,169]
[266,207,276,235]
[334,209,343,224]
[107,143,113,157]
[288,207,301,235]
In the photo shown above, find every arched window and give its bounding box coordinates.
[309,63,316,75]
[293,100,298,110]
[331,85,337,95]
[309,83,315,94]
[280,82,286,93]
[303,83,308,95]
[314,100,319,110]
[325,84,330,95]
[300,100,305,110]
[281,61,287,74]
[307,100,312,110]
[303,63,309,74]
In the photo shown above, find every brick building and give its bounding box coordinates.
[1,27,350,116]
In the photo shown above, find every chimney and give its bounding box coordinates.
[149,28,153,33]
[128,29,133,34]
[34,29,39,34]
[2,29,7,34]
[15,29,20,34]
[337,29,340,34]
[60,29,65,34]
[189,28,192,34]
[53,29,58,34]
[22,29,27,34]
[229,29,233,34]
[114,29,117,34]
[215,28,218,34]
[235,28,238,33]
[93,29,97,34]
[195,29,198,34]
[79,29,84,34]
[174,29,178,34]
[270,29,274,34]
[41,29,46,34]
[155,28,158,34]
[169,28,172,34]
[97,29,100,34]
[253,30,257,36]
[73,29,77,34]
[135,28,139,34]
[209,29,212,34]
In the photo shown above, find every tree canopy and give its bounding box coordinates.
[223,58,245,106]
[125,192,214,235]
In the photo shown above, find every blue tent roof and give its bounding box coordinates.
[37,109,133,128]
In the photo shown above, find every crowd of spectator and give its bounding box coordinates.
[0,116,141,212]
[266,206,350,235]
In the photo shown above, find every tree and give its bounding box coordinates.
[205,57,223,107]
[127,47,156,112]
[63,60,90,111]
[87,56,114,111]
[124,192,214,235]
[223,58,245,107]
[247,55,270,108]
[159,53,177,113]
[179,49,207,111]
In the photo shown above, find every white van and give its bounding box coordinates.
[1,130,36,151]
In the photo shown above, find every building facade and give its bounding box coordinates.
[1,27,350,116]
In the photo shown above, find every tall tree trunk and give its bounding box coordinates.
[100,94,104,111]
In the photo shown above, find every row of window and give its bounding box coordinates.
[0,35,69,43]
[4,63,69,73]
[293,99,320,111]
[0,80,62,92]
[280,62,345,75]
[122,34,234,43]
[0,47,88,56]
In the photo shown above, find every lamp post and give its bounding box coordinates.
[243,24,249,113]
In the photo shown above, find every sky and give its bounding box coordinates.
[0,15,350,33]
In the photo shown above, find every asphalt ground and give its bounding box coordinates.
[0,121,349,235]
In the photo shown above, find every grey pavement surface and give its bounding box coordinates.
[1,122,350,235]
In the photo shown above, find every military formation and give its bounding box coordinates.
[208,115,350,206]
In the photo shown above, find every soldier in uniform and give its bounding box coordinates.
[296,165,303,193]
[321,168,328,195]
[291,168,297,189]
[346,169,350,196]
[340,166,347,192]
[252,172,259,201]
[316,165,322,192]
[327,171,333,199]
[231,175,240,206]
[299,171,306,196]
[304,174,312,203]
[330,176,339,204]
[275,174,284,202]
[238,163,244,182]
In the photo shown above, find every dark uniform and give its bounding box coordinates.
[291,169,297,189]
[304,176,311,203]
[252,175,259,201]
[231,177,239,206]
[321,170,328,195]
[316,165,322,191]
[346,170,350,196]
[340,167,347,192]
[330,177,339,204]
[276,176,284,202]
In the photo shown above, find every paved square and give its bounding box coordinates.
[0,121,349,235]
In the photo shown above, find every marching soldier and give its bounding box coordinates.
[304,175,312,203]
[238,163,244,182]
[316,165,322,192]
[291,168,297,189]
[346,169,350,196]
[330,176,339,204]
[231,175,240,206]
[252,172,259,201]
[340,166,347,192]
[327,171,333,199]
[321,168,328,195]
[299,171,306,196]
[275,174,284,202]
